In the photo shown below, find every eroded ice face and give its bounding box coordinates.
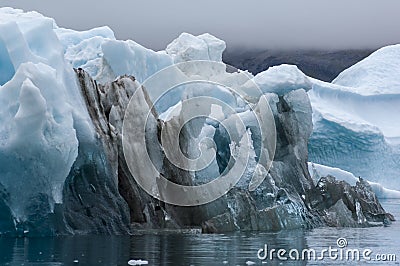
[0,7,93,221]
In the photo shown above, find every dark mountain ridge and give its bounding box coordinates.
[223,49,373,82]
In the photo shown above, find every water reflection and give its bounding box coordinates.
[0,200,397,265]
[129,230,308,265]
[0,230,308,265]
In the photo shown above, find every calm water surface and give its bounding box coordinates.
[0,200,399,265]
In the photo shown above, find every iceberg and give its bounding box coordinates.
[0,8,95,226]
[101,40,173,83]
[333,44,400,96]
[56,26,172,84]
[245,64,313,96]
[0,7,396,235]
[308,46,400,189]
[166,32,226,63]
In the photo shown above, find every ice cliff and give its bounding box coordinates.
[0,7,396,236]
[308,45,400,189]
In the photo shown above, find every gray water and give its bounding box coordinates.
[0,200,399,266]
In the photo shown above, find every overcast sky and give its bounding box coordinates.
[2,0,400,50]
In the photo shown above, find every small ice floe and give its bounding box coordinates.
[222,261,228,264]
[246,261,256,265]
[128,259,149,265]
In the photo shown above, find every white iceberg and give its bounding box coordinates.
[308,45,400,189]
[0,7,93,220]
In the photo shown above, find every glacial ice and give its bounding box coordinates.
[0,7,398,234]
[166,32,226,63]
[0,8,93,222]
[55,26,115,50]
[56,26,172,84]
[333,44,400,96]
[101,40,173,83]
[309,78,400,140]
[245,64,313,96]
[308,46,400,189]
[309,45,400,143]
[56,27,116,82]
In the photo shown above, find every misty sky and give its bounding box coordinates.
[1,0,400,50]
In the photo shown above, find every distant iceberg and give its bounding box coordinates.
[307,46,400,189]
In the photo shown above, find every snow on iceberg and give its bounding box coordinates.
[245,64,312,96]
[308,163,400,199]
[55,26,115,51]
[166,32,226,63]
[309,78,400,140]
[333,44,400,95]
[57,26,172,84]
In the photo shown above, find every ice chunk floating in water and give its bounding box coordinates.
[127,259,149,265]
